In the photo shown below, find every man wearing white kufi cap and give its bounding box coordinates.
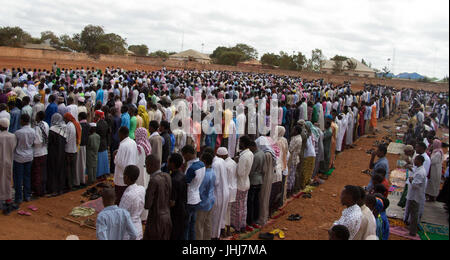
[216,147,238,237]
[210,147,230,239]
[0,118,18,215]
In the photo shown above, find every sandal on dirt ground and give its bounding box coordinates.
[27,205,38,212]
[18,210,32,216]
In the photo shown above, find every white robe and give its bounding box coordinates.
[227,120,237,158]
[346,112,354,145]
[114,137,138,187]
[318,104,325,131]
[211,157,230,238]
[335,115,347,152]
[136,150,150,221]
[224,157,238,226]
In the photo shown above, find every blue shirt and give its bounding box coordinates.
[96,205,137,240]
[9,107,21,134]
[45,103,58,126]
[197,168,216,212]
[120,112,130,130]
[96,89,104,104]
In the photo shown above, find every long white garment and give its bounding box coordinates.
[136,150,150,221]
[335,116,346,152]
[224,157,238,226]
[318,104,325,131]
[114,137,138,186]
[227,120,237,158]
[346,111,354,145]
[236,113,246,152]
[119,184,146,240]
[211,157,230,238]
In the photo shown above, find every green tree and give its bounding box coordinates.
[217,51,244,66]
[210,46,230,60]
[100,33,127,55]
[278,51,296,70]
[346,59,357,70]
[306,49,326,72]
[331,55,348,62]
[59,34,82,52]
[260,53,280,66]
[40,31,61,47]
[148,50,170,58]
[332,60,344,74]
[80,25,105,54]
[294,51,307,71]
[128,44,149,56]
[232,43,258,61]
[0,26,32,47]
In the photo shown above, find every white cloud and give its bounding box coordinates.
[0,0,448,78]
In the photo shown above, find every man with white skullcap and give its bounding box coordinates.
[0,118,18,215]
[210,147,229,240]
[216,147,238,237]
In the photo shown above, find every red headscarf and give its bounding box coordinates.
[94,110,105,122]
[64,112,82,147]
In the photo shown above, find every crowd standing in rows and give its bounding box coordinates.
[0,64,448,240]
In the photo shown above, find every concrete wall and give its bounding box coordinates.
[0,46,448,92]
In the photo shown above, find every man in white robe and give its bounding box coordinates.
[335,114,346,152]
[114,127,138,205]
[210,152,230,239]
[0,118,17,214]
[346,108,354,146]
[217,147,238,237]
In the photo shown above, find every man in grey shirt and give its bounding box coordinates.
[246,140,265,229]
[13,114,35,204]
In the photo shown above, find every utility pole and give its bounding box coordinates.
[181,30,184,52]
[201,43,205,54]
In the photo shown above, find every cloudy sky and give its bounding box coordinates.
[2,0,449,78]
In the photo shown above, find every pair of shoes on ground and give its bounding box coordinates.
[288,214,302,221]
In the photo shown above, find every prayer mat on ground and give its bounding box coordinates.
[81,198,104,213]
[387,142,406,155]
[390,169,407,189]
[418,223,449,241]
[390,226,421,240]
[70,207,96,217]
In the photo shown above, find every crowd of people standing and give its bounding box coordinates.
[0,65,448,240]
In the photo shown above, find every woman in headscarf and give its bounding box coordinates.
[307,122,324,184]
[63,112,82,190]
[298,122,316,190]
[319,120,333,176]
[294,120,308,193]
[273,126,289,209]
[110,107,121,174]
[138,93,147,108]
[95,110,110,179]
[287,125,302,197]
[255,136,276,226]
[426,139,444,202]
[46,114,67,197]
[138,105,150,134]
[135,127,152,221]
